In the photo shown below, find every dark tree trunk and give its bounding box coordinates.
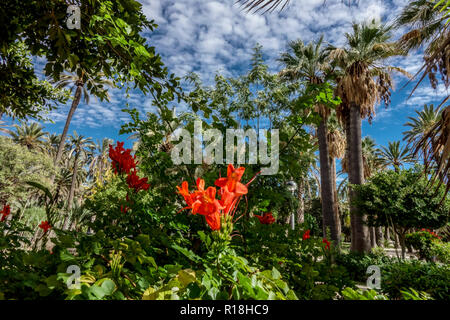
[54,84,83,166]
[348,103,370,253]
[317,119,340,244]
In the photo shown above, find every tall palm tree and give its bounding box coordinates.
[378,141,414,172]
[8,121,47,151]
[329,21,408,253]
[327,115,346,241]
[279,36,340,243]
[52,72,113,167]
[66,132,94,213]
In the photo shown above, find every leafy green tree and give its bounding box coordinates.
[353,167,449,258]
[0,136,56,205]
[0,41,69,119]
[1,0,180,119]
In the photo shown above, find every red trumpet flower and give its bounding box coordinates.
[39,221,51,233]
[126,170,150,193]
[322,238,331,250]
[0,204,11,222]
[109,141,137,175]
[302,229,311,240]
[254,212,276,225]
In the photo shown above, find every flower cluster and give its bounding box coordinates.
[109,142,137,175]
[39,221,51,233]
[302,229,311,240]
[177,164,256,231]
[1,205,11,222]
[254,212,275,225]
[109,141,150,213]
[420,228,442,240]
[322,238,331,250]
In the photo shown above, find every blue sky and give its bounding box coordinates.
[4,0,449,155]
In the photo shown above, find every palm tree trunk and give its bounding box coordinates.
[54,84,82,166]
[67,153,79,212]
[375,227,384,247]
[296,178,305,224]
[330,157,341,243]
[317,119,340,244]
[348,103,370,253]
[385,226,390,245]
[370,227,376,248]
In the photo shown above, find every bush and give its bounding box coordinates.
[381,260,450,300]
[335,252,396,283]
[430,241,450,264]
[405,229,442,261]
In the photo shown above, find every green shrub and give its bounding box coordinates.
[405,229,442,261]
[381,260,450,300]
[430,241,450,264]
[335,252,396,282]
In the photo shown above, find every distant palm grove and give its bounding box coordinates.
[0,0,448,301]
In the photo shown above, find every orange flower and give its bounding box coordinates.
[192,185,223,217]
[218,186,236,216]
[205,210,221,231]
[215,164,248,195]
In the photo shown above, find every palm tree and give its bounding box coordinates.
[413,105,450,196]
[378,141,415,172]
[0,120,9,134]
[396,0,449,94]
[404,104,443,164]
[43,133,62,159]
[8,121,47,151]
[327,115,346,241]
[66,132,94,213]
[52,72,113,166]
[396,0,450,197]
[329,21,408,253]
[279,36,340,243]
[236,0,358,13]
[88,138,113,185]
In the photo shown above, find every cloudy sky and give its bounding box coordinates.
[9,0,450,154]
